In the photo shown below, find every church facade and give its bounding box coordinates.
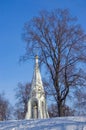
[25,56,49,119]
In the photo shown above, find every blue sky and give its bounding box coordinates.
[0,0,86,105]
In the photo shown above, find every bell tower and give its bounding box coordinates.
[25,56,49,119]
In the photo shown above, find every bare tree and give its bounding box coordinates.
[22,9,86,116]
[0,93,12,121]
[48,103,75,117]
[14,83,31,119]
[74,89,86,116]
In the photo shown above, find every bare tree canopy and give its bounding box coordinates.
[14,83,31,119]
[22,9,86,116]
[74,89,86,116]
[0,93,12,121]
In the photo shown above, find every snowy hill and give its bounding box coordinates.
[0,117,86,130]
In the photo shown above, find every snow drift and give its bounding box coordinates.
[0,116,86,130]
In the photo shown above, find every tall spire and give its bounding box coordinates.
[25,56,49,119]
[31,55,44,93]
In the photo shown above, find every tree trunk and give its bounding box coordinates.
[58,101,63,117]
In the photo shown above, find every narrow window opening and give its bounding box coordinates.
[32,100,38,119]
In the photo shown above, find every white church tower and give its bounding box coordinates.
[25,56,49,119]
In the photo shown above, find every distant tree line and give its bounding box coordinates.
[0,93,12,121]
[14,83,86,119]
[0,82,86,120]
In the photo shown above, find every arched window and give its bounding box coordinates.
[31,100,38,119]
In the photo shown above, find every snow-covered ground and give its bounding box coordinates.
[0,116,86,130]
